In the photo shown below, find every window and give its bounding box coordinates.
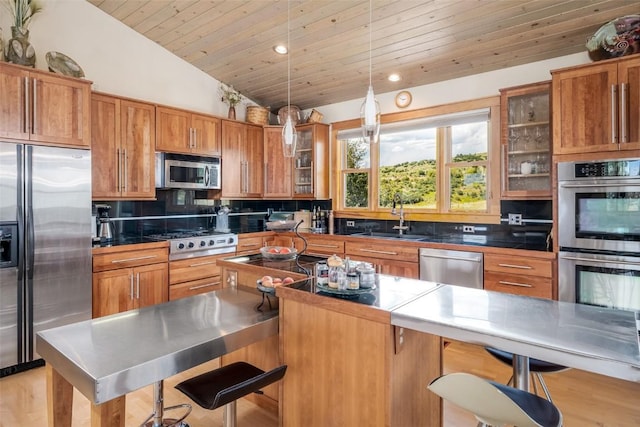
[334,97,500,221]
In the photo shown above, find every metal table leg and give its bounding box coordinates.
[141,380,192,427]
[512,354,530,391]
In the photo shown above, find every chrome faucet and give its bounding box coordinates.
[391,193,409,235]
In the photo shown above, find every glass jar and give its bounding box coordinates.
[358,266,376,288]
[346,272,359,290]
[328,265,343,289]
[315,262,329,285]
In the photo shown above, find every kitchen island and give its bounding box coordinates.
[36,288,277,427]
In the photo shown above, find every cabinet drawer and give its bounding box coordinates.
[345,241,418,262]
[237,237,263,254]
[305,238,345,255]
[484,253,552,278]
[169,276,222,301]
[93,247,168,272]
[484,271,552,299]
[169,255,222,285]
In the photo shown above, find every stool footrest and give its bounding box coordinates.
[175,362,287,411]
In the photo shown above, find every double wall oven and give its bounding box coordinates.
[557,158,640,312]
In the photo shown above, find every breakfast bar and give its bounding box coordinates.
[36,288,278,427]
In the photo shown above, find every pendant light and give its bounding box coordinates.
[282,0,297,158]
[360,0,380,144]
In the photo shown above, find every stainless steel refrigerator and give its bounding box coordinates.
[0,142,92,376]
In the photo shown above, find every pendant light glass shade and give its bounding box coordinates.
[360,0,380,144]
[361,85,380,144]
[282,115,297,157]
[282,0,296,158]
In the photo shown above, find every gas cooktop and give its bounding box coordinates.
[147,230,238,260]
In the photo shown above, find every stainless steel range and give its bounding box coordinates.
[148,231,238,260]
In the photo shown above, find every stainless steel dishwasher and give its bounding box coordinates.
[419,248,484,288]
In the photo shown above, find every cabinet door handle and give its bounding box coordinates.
[136,273,140,299]
[310,160,314,193]
[610,84,618,144]
[498,280,533,288]
[123,149,128,192]
[189,281,221,291]
[620,82,628,144]
[359,248,399,256]
[239,243,259,247]
[130,274,134,299]
[23,77,29,133]
[189,260,217,267]
[309,243,340,249]
[116,148,122,192]
[111,255,158,263]
[31,78,37,134]
[497,263,532,270]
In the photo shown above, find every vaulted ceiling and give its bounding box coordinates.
[88,0,638,110]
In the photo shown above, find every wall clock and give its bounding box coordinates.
[395,91,412,108]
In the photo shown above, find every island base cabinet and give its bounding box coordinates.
[280,298,441,427]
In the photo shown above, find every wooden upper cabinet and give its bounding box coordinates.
[221,120,263,198]
[156,106,221,156]
[263,126,292,198]
[0,62,91,147]
[500,81,551,199]
[293,123,329,199]
[552,55,640,155]
[91,93,156,200]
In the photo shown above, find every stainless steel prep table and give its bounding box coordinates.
[391,285,640,388]
[36,287,278,427]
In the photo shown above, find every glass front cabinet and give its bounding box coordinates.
[500,81,552,199]
[293,123,330,199]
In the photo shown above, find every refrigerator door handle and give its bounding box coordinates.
[26,146,35,280]
[16,145,25,282]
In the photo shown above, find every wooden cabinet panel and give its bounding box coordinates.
[93,246,168,272]
[92,246,169,317]
[236,236,264,255]
[484,252,553,299]
[345,241,418,263]
[169,255,222,284]
[156,107,221,155]
[0,62,90,147]
[263,126,292,198]
[484,253,552,278]
[91,94,155,199]
[221,120,263,198]
[484,271,552,299]
[552,56,640,155]
[169,276,223,301]
[293,123,329,199]
[304,236,345,256]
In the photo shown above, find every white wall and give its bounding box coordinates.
[1,0,593,124]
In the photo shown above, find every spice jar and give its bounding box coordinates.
[358,266,376,288]
[347,272,359,290]
[315,261,329,285]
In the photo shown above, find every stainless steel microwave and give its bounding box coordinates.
[155,153,221,190]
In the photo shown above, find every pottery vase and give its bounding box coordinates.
[228,106,236,120]
[7,26,36,68]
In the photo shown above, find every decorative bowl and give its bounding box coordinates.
[260,246,297,260]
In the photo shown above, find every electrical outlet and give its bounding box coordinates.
[463,225,475,233]
[346,221,355,227]
[508,213,523,225]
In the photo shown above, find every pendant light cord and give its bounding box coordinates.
[368,0,372,87]
[287,0,291,110]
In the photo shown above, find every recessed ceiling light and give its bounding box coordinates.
[388,73,401,82]
[274,45,288,55]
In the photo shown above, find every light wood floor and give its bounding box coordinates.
[1,341,639,426]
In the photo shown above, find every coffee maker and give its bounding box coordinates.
[96,204,115,241]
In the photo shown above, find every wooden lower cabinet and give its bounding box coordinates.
[92,262,168,317]
[483,252,554,299]
[169,254,224,301]
[345,241,419,279]
[236,235,265,255]
[280,298,441,426]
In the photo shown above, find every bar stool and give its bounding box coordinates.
[140,380,192,427]
[485,347,568,402]
[175,362,287,427]
[428,372,563,427]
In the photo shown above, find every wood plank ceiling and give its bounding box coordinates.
[88,0,638,111]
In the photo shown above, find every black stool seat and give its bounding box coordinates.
[175,362,287,411]
[485,347,567,373]
[490,380,562,426]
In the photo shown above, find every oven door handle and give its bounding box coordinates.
[559,183,640,189]
[560,255,640,267]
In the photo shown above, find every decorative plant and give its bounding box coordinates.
[4,0,42,29]
[219,83,242,108]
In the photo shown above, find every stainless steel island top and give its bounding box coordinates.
[391,285,640,383]
[36,288,278,404]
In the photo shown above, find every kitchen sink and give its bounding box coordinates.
[350,232,430,242]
